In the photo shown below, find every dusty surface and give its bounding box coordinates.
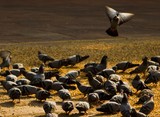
[0,0,159,43]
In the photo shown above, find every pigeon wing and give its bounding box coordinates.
[105,6,119,22]
[0,50,11,59]
[118,13,134,25]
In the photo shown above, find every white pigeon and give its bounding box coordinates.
[105,6,134,36]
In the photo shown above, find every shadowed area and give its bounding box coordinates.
[0,0,159,43]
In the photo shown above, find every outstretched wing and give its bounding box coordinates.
[118,13,134,25]
[105,6,119,22]
[0,50,11,59]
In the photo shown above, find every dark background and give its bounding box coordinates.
[0,0,159,42]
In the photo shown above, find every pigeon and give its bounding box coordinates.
[51,81,76,91]
[58,89,71,101]
[43,101,57,114]
[65,70,80,80]
[131,108,147,117]
[55,74,76,84]
[120,93,132,117]
[0,50,12,69]
[17,85,41,96]
[81,55,108,75]
[144,70,160,84]
[139,96,154,115]
[6,74,17,82]
[76,81,94,97]
[132,75,149,92]
[117,80,132,96]
[38,51,54,64]
[104,80,117,96]
[0,69,21,77]
[138,89,154,98]
[8,87,21,102]
[12,63,24,69]
[16,78,31,85]
[136,94,151,104]
[62,100,74,115]
[86,72,103,90]
[44,70,59,79]
[147,65,159,73]
[130,57,149,75]
[1,80,17,91]
[48,59,67,69]
[109,74,121,83]
[76,101,90,114]
[94,89,113,101]
[35,89,50,101]
[87,93,100,104]
[110,94,123,104]
[105,6,134,36]
[41,79,53,91]
[97,68,115,79]
[151,56,160,64]
[112,61,139,72]
[65,54,89,66]
[96,101,120,114]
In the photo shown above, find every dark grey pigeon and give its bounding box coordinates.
[62,100,74,115]
[86,72,103,90]
[17,85,41,96]
[0,80,17,91]
[58,89,71,101]
[112,61,139,72]
[0,50,11,69]
[96,101,120,114]
[8,87,21,102]
[120,93,132,117]
[38,51,54,64]
[130,57,148,75]
[87,93,99,104]
[117,80,132,96]
[131,108,147,117]
[151,56,160,64]
[97,68,115,79]
[132,75,149,92]
[139,96,154,115]
[105,6,134,36]
[76,81,94,97]
[80,55,108,75]
[48,59,67,69]
[65,54,89,66]
[35,89,50,101]
[94,89,113,101]
[144,70,160,84]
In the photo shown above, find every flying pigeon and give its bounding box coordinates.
[105,6,134,36]
[0,50,12,69]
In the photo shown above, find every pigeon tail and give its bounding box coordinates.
[79,55,89,62]
[106,28,118,37]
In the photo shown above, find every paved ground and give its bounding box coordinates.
[0,0,159,43]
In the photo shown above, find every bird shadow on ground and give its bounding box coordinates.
[89,113,121,117]
[58,113,85,117]
[28,100,44,107]
[0,101,15,107]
